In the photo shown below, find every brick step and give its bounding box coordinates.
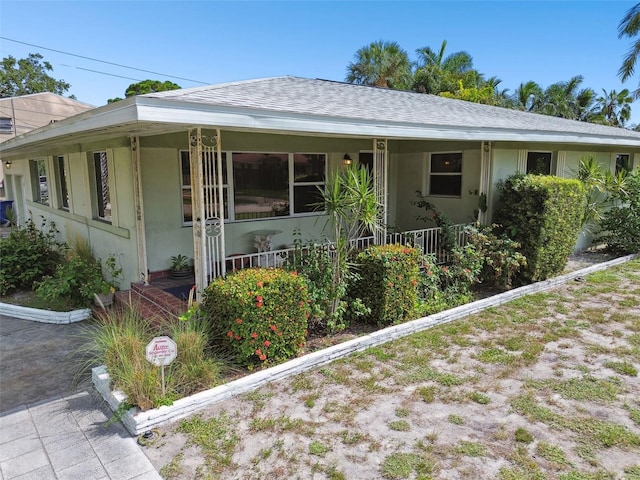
[114,284,188,322]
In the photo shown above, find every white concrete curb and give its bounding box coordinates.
[0,301,91,324]
[93,254,638,436]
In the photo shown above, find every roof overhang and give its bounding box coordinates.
[3,96,640,158]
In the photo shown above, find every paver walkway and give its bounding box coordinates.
[0,315,161,480]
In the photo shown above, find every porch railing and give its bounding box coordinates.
[221,224,469,276]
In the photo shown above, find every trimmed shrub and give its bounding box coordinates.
[463,223,527,289]
[352,244,421,326]
[0,216,64,295]
[599,168,640,253]
[201,268,310,368]
[495,175,586,282]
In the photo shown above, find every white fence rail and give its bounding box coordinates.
[221,224,469,276]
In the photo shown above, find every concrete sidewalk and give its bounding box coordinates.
[0,315,161,479]
[0,391,161,480]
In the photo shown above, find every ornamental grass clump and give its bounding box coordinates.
[79,305,224,411]
[201,268,310,369]
[352,244,421,326]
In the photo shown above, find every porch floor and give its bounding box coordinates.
[114,275,194,322]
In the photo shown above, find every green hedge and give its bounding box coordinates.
[352,244,421,326]
[495,174,586,282]
[201,268,309,368]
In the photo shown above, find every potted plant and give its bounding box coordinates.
[170,254,193,278]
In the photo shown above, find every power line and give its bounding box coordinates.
[61,64,143,83]
[0,36,210,85]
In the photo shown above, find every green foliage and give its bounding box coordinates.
[0,53,71,97]
[599,167,640,253]
[463,223,527,289]
[36,255,104,307]
[345,40,412,89]
[107,79,181,103]
[35,252,121,308]
[352,244,421,326]
[495,174,586,282]
[320,164,380,319]
[284,233,344,333]
[0,216,64,295]
[416,253,475,316]
[81,306,223,411]
[515,427,534,443]
[201,268,310,368]
[412,191,457,253]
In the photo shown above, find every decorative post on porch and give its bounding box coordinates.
[189,128,206,299]
[373,138,388,245]
[189,128,227,301]
[130,136,149,284]
[478,141,492,225]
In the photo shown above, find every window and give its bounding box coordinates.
[92,151,111,222]
[29,158,49,205]
[428,152,462,197]
[233,152,289,220]
[293,154,325,213]
[55,156,70,210]
[0,117,12,133]
[180,150,326,223]
[615,153,631,175]
[179,150,228,224]
[526,151,552,175]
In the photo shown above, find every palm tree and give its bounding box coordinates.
[618,3,640,97]
[595,88,633,126]
[538,75,596,121]
[513,81,543,112]
[345,40,412,90]
[413,40,475,94]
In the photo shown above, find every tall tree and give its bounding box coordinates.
[107,79,181,103]
[618,2,640,98]
[0,53,71,98]
[345,40,412,90]
[538,75,596,121]
[513,81,543,112]
[596,88,633,126]
[413,40,475,94]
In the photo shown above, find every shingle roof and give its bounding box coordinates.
[144,76,640,141]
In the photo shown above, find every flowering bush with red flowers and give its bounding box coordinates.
[201,268,310,369]
[352,244,421,326]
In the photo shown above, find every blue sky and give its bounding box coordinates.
[2,1,640,123]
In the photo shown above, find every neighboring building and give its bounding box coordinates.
[0,93,94,198]
[1,76,639,296]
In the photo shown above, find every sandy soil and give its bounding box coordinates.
[141,254,639,480]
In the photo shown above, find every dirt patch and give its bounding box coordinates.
[140,257,640,479]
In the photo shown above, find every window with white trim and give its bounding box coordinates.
[526,151,552,175]
[427,152,463,197]
[293,154,325,214]
[179,150,228,225]
[179,151,326,223]
[92,151,111,222]
[29,158,49,205]
[55,155,70,210]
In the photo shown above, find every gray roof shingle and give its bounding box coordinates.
[144,76,640,141]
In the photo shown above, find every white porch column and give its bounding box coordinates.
[130,136,149,284]
[189,128,227,300]
[556,151,567,177]
[189,128,206,299]
[373,138,388,245]
[478,141,492,224]
[517,149,527,173]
